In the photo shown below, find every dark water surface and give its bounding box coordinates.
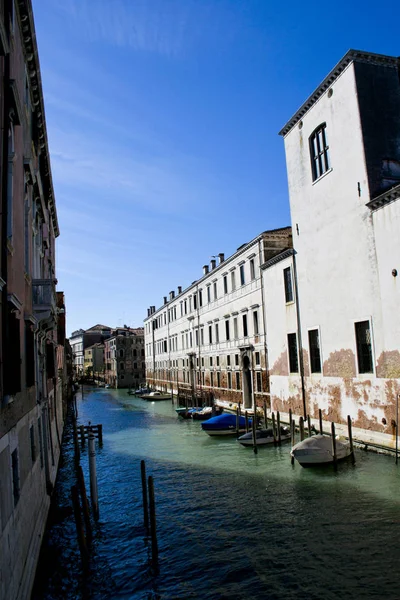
[33,388,400,600]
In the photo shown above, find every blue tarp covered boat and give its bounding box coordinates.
[201,413,252,436]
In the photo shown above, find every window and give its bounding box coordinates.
[213,281,218,300]
[256,372,262,392]
[284,267,293,303]
[12,449,20,506]
[310,123,330,181]
[30,425,36,463]
[210,356,213,367]
[235,372,240,389]
[250,258,255,280]
[25,322,35,387]
[255,352,260,365]
[253,311,259,335]
[5,301,21,396]
[216,356,220,366]
[308,329,322,373]
[201,357,204,367]
[193,294,197,310]
[223,275,228,294]
[189,332,193,347]
[195,330,199,346]
[199,290,203,307]
[120,362,124,370]
[215,323,219,343]
[235,354,239,366]
[119,349,124,357]
[200,328,204,345]
[233,317,238,339]
[225,320,230,341]
[216,372,221,387]
[231,271,236,291]
[227,355,231,366]
[207,286,211,303]
[355,321,373,374]
[240,264,245,286]
[228,372,232,388]
[210,372,214,386]
[242,314,248,337]
[184,300,187,314]
[209,325,213,344]
[287,333,299,373]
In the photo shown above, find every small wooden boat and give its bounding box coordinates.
[201,413,251,436]
[290,434,351,467]
[238,426,291,447]
[192,406,223,421]
[140,391,172,401]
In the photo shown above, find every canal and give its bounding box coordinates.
[33,388,400,600]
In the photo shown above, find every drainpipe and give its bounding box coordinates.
[258,238,270,401]
[196,284,202,397]
[1,14,10,400]
[292,251,307,418]
[151,319,156,388]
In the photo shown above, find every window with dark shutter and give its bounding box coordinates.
[309,123,330,181]
[355,321,373,373]
[287,333,299,373]
[308,329,322,373]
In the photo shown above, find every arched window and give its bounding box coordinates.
[309,123,330,181]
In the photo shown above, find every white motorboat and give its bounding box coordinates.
[140,391,172,401]
[238,426,291,447]
[290,434,351,467]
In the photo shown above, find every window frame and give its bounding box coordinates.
[354,318,375,375]
[308,327,322,374]
[309,123,331,182]
[287,332,299,374]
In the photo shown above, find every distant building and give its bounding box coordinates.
[70,324,111,375]
[266,49,400,434]
[105,329,145,388]
[84,343,105,377]
[144,228,292,406]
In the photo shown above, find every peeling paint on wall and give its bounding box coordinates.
[323,349,356,378]
[376,350,400,378]
[270,351,289,376]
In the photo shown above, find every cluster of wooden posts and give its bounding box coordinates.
[235,402,356,469]
[71,401,102,567]
[140,459,159,571]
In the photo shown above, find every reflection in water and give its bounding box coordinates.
[33,388,400,600]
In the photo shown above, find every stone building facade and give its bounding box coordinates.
[70,324,111,376]
[104,328,145,388]
[144,228,292,407]
[0,2,67,599]
[265,50,400,436]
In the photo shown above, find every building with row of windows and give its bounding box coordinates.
[70,324,112,375]
[144,49,400,445]
[0,3,70,600]
[104,327,146,388]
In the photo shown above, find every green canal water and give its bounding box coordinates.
[33,388,400,599]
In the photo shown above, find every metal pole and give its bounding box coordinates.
[277,411,282,445]
[347,415,355,465]
[290,419,295,466]
[396,394,399,465]
[319,408,323,435]
[88,431,99,519]
[331,422,337,471]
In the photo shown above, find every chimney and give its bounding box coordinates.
[203,265,209,275]
[177,286,182,294]
[218,253,225,264]
[169,290,175,300]
[163,296,168,304]
[147,308,150,317]
[211,259,216,270]
[151,305,155,314]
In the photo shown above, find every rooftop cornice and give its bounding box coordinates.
[279,50,400,137]
[261,248,294,270]
[144,226,291,321]
[17,0,59,237]
[366,183,400,211]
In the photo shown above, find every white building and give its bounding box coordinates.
[144,228,292,408]
[264,50,400,437]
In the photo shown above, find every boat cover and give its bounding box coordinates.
[202,413,250,430]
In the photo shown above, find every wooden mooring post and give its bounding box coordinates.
[347,415,355,465]
[245,411,249,433]
[289,408,292,433]
[331,422,337,471]
[271,413,277,445]
[264,401,268,429]
[277,411,282,445]
[88,431,99,519]
[252,412,258,455]
[141,460,149,531]
[319,409,323,435]
[71,485,89,567]
[148,476,159,568]
[307,415,312,438]
[236,407,240,437]
[290,419,295,466]
[299,416,305,441]
[77,465,92,541]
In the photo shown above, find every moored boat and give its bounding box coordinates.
[192,406,223,421]
[290,434,351,467]
[140,391,172,401]
[238,426,291,447]
[201,413,251,436]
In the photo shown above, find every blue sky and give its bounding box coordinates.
[32,0,400,335]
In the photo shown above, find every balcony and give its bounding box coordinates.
[32,279,57,329]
